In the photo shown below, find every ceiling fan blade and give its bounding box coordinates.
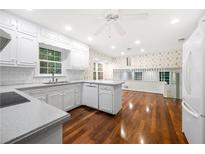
[94,22,108,36]
[114,22,126,36]
[120,12,149,20]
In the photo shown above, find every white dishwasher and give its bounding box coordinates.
[82,83,99,109]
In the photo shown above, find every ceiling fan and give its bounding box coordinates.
[93,10,149,38]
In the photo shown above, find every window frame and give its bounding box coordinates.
[37,47,63,76]
[93,62,104,80]
[134,72,143,80]
[159,71,170,85]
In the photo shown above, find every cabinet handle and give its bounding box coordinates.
[85,85,97,88]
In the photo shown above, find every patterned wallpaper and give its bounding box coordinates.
[84,49,182,80]
[113,50,182,69]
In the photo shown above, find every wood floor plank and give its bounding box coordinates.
[63,90,188,144]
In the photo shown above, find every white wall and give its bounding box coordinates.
[123,80,166,96]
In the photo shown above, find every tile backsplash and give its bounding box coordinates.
[0,66,85,86]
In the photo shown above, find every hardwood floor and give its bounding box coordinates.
[63,90,188,144]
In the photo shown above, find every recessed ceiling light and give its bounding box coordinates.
[65,26,72,31]
[140,49,145,52]
[88,37,93,42]
[111,46,116,49]
[121,52,125,55]
[135,40,141,45]
[170,18,180,24]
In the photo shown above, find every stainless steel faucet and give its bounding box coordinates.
[52,71,55,83]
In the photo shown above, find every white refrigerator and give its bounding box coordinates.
[182,17,205,144]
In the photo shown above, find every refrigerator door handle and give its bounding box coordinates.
[182,101,200,119]
[184,50,191,95]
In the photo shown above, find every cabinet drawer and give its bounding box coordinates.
[99,85,114,91]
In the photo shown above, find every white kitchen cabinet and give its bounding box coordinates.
[17,32,38,67]
[99,85,122,115]
[0,27,17,66]
[39,28,72,51]
[17,19,38,37]
[36,95,47,103]
[75,84,82,106]
[63,89,75,111]
[40,28,59,41]
[99,87,113,114]
[47,92,64,110]
[67,48,89,69]
[82,83,98,109]
[0,11,16,30]
[31,92,47,103]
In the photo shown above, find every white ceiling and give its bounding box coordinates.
[7,9,205,57]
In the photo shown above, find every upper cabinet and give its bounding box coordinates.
[0,27,17,66]
[0,11,16,30]
[0,10,89,69]
[0,11,38,67]
[16,19,38,37]
[67,41,89,69]
[67,47,89,69]
[16,32,38,67]
[39,28,73,51]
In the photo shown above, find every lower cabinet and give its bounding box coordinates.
[21,83,121,114]
[47,92,64,110]
[36,95,47,103]
[74,84,82,106]
[63,89,75,111]
[23,84,82,112]
[99,86,113,114]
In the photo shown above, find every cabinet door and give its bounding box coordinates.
[63,89,75,111]
[68,49,81,68]
[36,95,47,103]
[99,90,113,114]
[17,19,38,37]
[17,32,38,67]
[47,92,63,110]
[0,27,16,66]
[68,49,89,69]
[0,11,16,30]
[75,85,82,106]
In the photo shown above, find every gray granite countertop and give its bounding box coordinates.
[0,85,70,144]
[0,80,124,92]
